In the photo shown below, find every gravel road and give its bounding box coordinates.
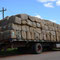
[0,51,60,60]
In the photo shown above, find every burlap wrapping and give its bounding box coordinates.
[0,14,60,42]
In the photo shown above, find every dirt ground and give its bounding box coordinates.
[0,50,60,60]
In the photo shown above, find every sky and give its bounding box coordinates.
[0,0,60,24]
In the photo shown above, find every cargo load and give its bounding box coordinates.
[0,14,60,42]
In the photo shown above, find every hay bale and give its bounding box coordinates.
[45,25,49,30]
[22,25,27,31]
[46,21,54,26]
[7,23,21,30]
[16,30,21,40]
[43,34,47,40]
[34,32,39,40]
[54,27,57,31]
[57,25,60,32]
[48,26,55,31]
[11,24,18,30]
[54,23,58,28]
[41,25,45,30]
[35,18,42,23]
[26,26,30,31]
[42,30,46,34]
[46,34,50,41]
[39,33,43,40]
[10,23,22,30]
[3,30,10,40]
[31,32,35,40]
[30,27,34,32]
[42,30,47,40]
[41,20,46,25]
[9,16,21,24]
[50,31,56,41]
[48,26,52,31]
[27,20,32,26]
[26,31,31,40]
[36,23,41,28]
[56,32,60,42]
[50,35,54,41]
[21,31,26,40]
[32,22,36,27]
[50,31,55,36]
[56,35,60,42]
[28,16,36,22]
[53,35,56,41]
[30,27,35,40]
[21,19,27,25]
[40,23,45,29]
[35,28,41,34]
[46,31,50,41]
[16,14,28,20]
[17,25,21,31]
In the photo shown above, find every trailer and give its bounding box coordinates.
[0,14,60,54]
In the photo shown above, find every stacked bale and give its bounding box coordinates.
[0,14,60,42]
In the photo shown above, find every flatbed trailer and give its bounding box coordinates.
[0,38,60,54]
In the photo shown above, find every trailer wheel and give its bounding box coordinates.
[32,43,43,54]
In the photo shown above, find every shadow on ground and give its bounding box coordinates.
[0,49,35,57]
[0,49,60,58]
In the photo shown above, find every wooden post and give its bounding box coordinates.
[0,7,7,19]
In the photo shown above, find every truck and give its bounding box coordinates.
[0,14,60,54]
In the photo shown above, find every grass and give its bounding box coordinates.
[0,48,20,57]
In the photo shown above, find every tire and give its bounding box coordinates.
[32,43,43,54]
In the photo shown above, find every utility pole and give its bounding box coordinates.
[0,7,7,19]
